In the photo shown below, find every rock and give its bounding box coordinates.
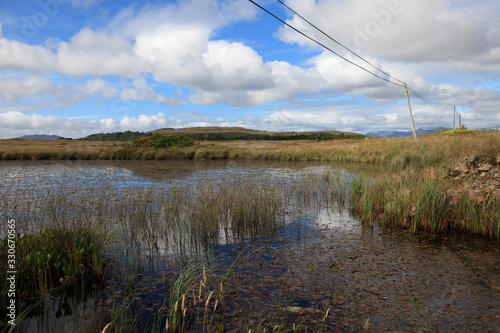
[446,155,500,208]
[478,163,492,172]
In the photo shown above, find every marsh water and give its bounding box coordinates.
[1,160,499,332]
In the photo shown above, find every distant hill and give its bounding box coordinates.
[75,127,366,142]
[366,127,447,138]
[153,126,366,141]
[16,134,63,140]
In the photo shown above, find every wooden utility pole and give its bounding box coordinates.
[459,113,462,129]
[453,105,456,134]
[404,82,418,141]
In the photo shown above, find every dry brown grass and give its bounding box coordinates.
[1,132,498,168]
[0,139,128,160]
[0,139,127,153]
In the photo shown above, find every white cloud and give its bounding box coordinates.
[0,75,183,109]
[56,28,146,76]
[134,23,211,85]
[0,111,57,130]
[279,0,500,65]
[0,76,63,102]
[0,98,496,140]
[81,79,119,99]
[202,40,271,91]
[0,0,494,110]
[0,37,55,74]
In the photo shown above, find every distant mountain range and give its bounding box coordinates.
[366,127,447,138]
[16,134,63,140]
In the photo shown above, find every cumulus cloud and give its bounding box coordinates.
[2,0,495,110]
[279,0,500,64]
[0,76,63,102]
[0,75,184,111]
[0,38,55,74]
[0,96,496,140]
[56,28,146,76]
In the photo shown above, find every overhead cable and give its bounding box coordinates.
[276,0,451,111]
[248,0,404,88]
[249,0,451,110]
[277,0,400,83]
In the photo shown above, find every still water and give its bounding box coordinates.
[1,160,499,332]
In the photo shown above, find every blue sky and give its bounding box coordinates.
[0,0,499,138]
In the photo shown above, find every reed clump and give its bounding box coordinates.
[161,180,287,253]
[349,170,500,239]
[0,225,107,321]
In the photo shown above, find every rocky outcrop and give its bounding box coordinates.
[447,155,500,205]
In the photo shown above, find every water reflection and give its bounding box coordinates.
[0,160,383,191]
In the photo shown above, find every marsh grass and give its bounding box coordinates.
[159,180,288,255]
[348,173,499,239]
[455,192,500,239]
[0,224,108,324]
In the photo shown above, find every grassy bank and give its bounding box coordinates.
[349,171,500,239]
[0,132,495,167]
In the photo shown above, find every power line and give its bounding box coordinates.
[276,0,451,111]
[406,86,450,110]
[249,0,451,111]
[247,0,404,88]
[277,0,399,84]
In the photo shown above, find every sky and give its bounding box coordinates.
[0,0,499,139]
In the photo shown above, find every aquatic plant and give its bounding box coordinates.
[0,225,108,323]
